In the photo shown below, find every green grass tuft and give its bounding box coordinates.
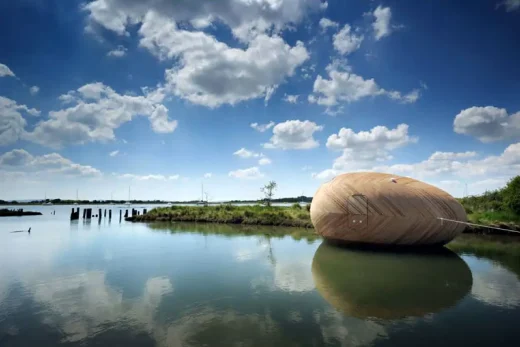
[131,205,314,228]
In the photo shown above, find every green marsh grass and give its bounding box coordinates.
[131,204,314,228]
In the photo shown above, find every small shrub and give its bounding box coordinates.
[297,212,308,219]
[306,203,311,212]
[291,203,302,209]
[222,203,234,211]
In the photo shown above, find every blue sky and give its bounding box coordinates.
[0,0,519,201]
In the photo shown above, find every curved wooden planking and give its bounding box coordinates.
[310,172,467,246]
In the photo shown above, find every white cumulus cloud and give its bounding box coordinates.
[453,106,520,142]
[333,24,363,55]
[228,166,264,179]
[313,143,520,196]
[312,169,339,180]
[85,2,312,108]
[0,96,40,146]
[319,18,338,32]
[264,120,324,150]
[328,124,417,171]
[251,121,275,132]
[107,45,128,57]
[313,124,417,179]
[84,0,324,41]
[233,148,263,158]
[0,149,102,177]
[119,173,180,181]
[309,62,420,110]
[258,157,272,165]
[497,0,520,12]
[374,143,520,183]
[25,83,177,148]
[0,63,15,77]
[139,14,309,108]
[326,124,417,151]
[283,94,299,104]
[372,6,393,40]
[30,86,40,95]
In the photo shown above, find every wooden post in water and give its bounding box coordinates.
[124,209,128,218]
[83,208,86,219]
[109,210,112,220]
[104,209,106,218]
[143,209,147,215]
[71,208,76,220]
[98,209,102,219]
[119,210,122,223]
[86,208,92,219]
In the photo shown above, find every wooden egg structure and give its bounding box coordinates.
[310,172,467,246]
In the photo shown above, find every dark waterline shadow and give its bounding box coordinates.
[324,238,452,254]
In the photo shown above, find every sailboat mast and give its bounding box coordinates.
[128,186,131,201]
[201,183,204,202]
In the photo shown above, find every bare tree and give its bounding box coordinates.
[261,181,277,207]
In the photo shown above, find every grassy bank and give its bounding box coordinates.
[466,211,520,230]
[463,209,520,233]
[129,204,313,228]
[447,234,520,257]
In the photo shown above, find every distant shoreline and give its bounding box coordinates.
[0,197,313,206]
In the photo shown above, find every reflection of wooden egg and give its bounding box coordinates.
[310,172,466,246]
[311,242,473,319]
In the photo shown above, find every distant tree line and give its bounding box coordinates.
[0,196,313,205]
[226,196,312,204]
[459,175,520,215]
[0,199,173,205]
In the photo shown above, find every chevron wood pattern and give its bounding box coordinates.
[310,172,467,246]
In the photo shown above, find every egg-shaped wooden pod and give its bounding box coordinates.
[310,172,466,246]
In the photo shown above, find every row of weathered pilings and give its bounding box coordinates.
[70,207,147,222]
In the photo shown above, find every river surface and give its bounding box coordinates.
[1,205,520,346]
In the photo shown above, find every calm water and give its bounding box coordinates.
[1,205,520,346]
